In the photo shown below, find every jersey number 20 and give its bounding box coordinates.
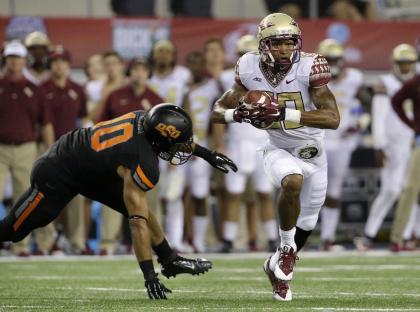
[91,112,135,152]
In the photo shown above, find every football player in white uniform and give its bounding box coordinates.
[316,39,371,251]
[219,35,278,253]
[212,13,339,301]
[354,44,418,251]
[183,51,222,252]
[149,40,192,252]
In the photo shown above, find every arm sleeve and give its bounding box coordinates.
[391,84,415,129]
[309,55,331,88]
[372,94,391,149]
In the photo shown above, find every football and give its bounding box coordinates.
[241,90,277,129]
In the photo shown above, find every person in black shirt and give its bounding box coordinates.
[0,103,237,300]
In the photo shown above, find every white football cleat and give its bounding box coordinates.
[263,257,292,301]
[273,245,298,281]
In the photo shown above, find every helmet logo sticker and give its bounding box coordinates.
[155,123,181,139]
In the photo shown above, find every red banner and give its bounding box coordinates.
[1,17,419,70]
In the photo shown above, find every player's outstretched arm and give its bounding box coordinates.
[301,85,340,129]
[192,143,238,173]
[212,82,248,124]
[117,166,171,300]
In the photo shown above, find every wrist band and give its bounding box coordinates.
[224,109,235,123]
[285,108,301,124]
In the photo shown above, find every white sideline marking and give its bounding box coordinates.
[83,287,420,298]
[0,250,419,262]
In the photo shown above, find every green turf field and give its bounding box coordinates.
[0,252,419,311]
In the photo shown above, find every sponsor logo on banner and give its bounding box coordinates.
[112,19,170,59]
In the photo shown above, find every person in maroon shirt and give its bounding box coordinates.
[97,58,162,255]
[99,58,163,122]
[40,45,91,255]
[0,40,54,256]
[390,74,420,250]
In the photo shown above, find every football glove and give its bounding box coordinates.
[145,275,172,299]
[232,103,254,123]
[194,145,238,174]
[159,255,213,279]
[253,102,285,124]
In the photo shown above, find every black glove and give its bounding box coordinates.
[145,276,172,299]
[194,145,238,174]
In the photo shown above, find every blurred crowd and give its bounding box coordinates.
[0,24,419,257]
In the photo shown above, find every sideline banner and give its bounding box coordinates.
[1,17,418,69]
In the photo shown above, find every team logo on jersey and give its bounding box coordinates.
[155,123,181,139]
[68,89,78,100]
[253,77,262,82]
[23,87,33,98]
[298,146,319,159]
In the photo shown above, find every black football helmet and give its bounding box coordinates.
[143,103,193,165]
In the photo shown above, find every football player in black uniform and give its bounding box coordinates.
[0,103,237,300]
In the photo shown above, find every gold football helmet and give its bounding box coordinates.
[236,35,258,56]
[257,13,301,67]
[24,31,50,48]
[391,44,418,81]
[317,38,344,78]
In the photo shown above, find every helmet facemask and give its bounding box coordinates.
[393,61,416,81]
[326,57,344,79]
[157,137,193,165]
[259,36,301,70]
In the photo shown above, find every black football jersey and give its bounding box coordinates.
[45,111,159,192]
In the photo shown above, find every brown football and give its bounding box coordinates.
[242,90,273,108]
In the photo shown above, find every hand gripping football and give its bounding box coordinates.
[241,90,276,129]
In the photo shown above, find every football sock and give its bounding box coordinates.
[320,206,340,241]
[263,219,278,241]
[295,227,312,252]
[165,199,184,249]
[364,189,398,238]
[193,216,208,251]
[223,221,238,241]
[153,239,176,263]
[279,227,297,251]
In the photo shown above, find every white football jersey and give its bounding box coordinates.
[148,65,191,107]
[381,74,413,140]
[220,68,269,142]
[236,52,327,148]
[187,78,221,146]
[325,68,363,143]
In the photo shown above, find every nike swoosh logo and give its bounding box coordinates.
[286,79,296,84]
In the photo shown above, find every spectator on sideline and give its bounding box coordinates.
[0,41,54,256]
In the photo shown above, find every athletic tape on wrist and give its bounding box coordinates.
[224,109,235,123]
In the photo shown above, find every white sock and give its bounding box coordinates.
[364,189,398,238]
[223,221,238,241]
[263,219,278,241]
[165,199,184,248]
[193,216,208,251]
[280,227,296,250]
[320,206,340,241]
